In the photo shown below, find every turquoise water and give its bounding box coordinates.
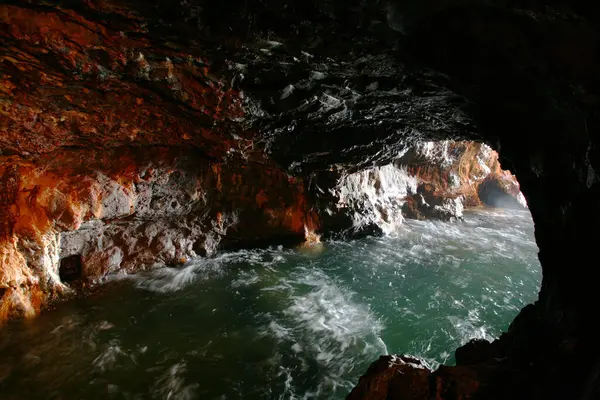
[0,208,541,399]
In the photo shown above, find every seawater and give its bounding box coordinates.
[0,208,541,400]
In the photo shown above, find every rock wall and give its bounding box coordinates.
[312,165,418,236]
[0,137,523,320]
[399,141,526,208]
[312,141,524,237]
[0,147,316,320]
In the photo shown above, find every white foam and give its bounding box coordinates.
[152,362,199,400]
[93,339,131,372]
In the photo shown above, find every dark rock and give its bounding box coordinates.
[455,338,495,366]
[346,355,432,400]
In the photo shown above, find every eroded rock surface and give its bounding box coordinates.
[346,355,432,400]
[399,141,526,218]
[311,141,523,235]
[0,147,315,319]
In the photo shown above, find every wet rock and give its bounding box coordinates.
[478,173,527,210]
[316,165,417,236]
[455,338,495,366]
[1,1,599,399]
[402,183,464,221]
[0,147,315,318]
[346,355,431,400]
[398,141,525,212]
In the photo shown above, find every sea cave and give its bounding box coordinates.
[0,1,598,399]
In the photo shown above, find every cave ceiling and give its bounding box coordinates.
[0,0,598,177]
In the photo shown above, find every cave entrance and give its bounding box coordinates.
[324,140,541,367]
[59,255,83,284]
[330,140,530,234]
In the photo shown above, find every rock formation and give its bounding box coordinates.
[311,141,524,236]
[0,146,317,319]
[1,0,599,399]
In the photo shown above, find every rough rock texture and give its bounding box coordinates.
[397,141,527,221]
[399,141,523,208]
[310,165,418,237]
[346,305,557,400]
[1,0,599,399]
[401,183,465,221]
[312,141,523,234]
[346,355,432,400]
[0,147,316,319]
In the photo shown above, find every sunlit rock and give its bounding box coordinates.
[0,147,315,319]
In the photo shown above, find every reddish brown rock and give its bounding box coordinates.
[346,355,432,400]
[0,3,245,157]
[397,141,526,219]
[1,1,599,398]
[0,147,317,322]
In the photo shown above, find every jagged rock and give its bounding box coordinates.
[312,141,522,233]
[346,355,432,400]
[455,338,496,366]
[0,147,316,318]
[312,165,417,237]
[402,183,465,221]
[478,173,528,209]
[398,141,526,214]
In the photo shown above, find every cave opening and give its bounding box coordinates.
[0,139,541,399]
[58,255,83,284]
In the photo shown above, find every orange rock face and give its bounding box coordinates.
[399,141,526,212]
[0,2,321,322]
[0,147,316,322]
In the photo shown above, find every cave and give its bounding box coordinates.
[58,255,83,284]
[0,0,598,399]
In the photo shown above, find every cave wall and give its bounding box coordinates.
[398,141,526,208]
[310,140,524,236]
[0,147,316,320]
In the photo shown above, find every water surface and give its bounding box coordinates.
[0,208,541,399]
